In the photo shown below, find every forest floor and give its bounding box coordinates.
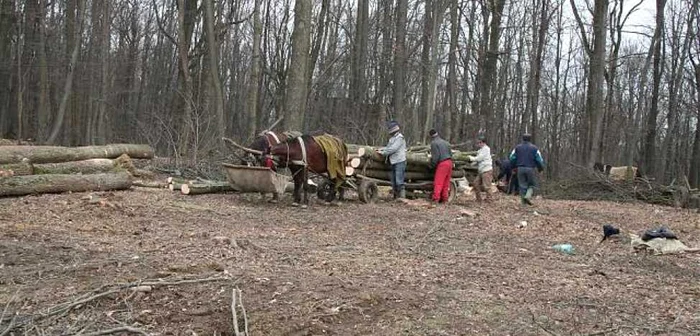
[1,183,699,335]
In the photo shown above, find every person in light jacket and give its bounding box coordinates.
[377,121,407,199]
[468,135,493,202]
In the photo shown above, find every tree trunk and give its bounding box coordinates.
[585,0,609,168]
[96,0,110,145]
[444,0,459,141]
[203,0,226,143]
[689,48,700,187]
[37,0,51,142]
[176,0,198,160]
[283,0,312,131]
[0,0,13,138]
[246,0,263,139]
[641,0,667,176]
[0,172,133,197]
[479,0,506,142]
[350,0,368,120]
[420,0,446,140]
[0,144,154,164]
[524,0,549,143]
[47,0,83,145]
[393,0,408,123]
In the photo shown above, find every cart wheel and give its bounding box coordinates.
[316,179,336,202]
[447,180,458,203]
[358,179,378,203]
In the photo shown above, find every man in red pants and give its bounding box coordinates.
[428,129,453,207]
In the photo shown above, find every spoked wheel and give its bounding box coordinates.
[316,179,336,202]
[358,179,378,203]
[447,180,458,203]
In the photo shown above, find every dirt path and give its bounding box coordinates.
[1,189,699,335]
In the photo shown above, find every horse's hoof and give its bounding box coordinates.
[268,199,278,204]
[301,204,308,209]
[291,202,299,207]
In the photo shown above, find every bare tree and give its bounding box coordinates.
[47,0,84,145]
[283,0,312,131]
[641,0,667,176]
[203,0,226,143]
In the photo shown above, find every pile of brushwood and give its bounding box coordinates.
[543,164,699,209]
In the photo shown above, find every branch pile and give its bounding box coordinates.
[543,165,699,208]
[0,144,155,197]
[343,143,479,182]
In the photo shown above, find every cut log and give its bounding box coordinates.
[358,169,465,181]
[348,157,362,168]
[167,177,192,184]
[133,180,169,188]
[169,182,184,191]
[0,144,154,164]
[345,166,355,176]
[181,182,236,195]
[33,159,116,174]
[0,172,133,197]
[0,159,34,176]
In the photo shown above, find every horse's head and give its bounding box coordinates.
[242,131,286,166]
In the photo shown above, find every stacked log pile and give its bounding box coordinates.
[343,144,479,181]
[0,144,155,197]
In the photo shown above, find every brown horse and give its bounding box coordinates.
[239,131,289,202]
[269,135,345,207]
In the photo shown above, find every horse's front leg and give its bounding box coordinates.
[291,168,302,207]
[301,168,309,208]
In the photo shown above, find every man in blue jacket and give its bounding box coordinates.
[509,134,545,205]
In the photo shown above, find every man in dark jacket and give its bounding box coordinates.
[509,134,545,205]
[428,129,452,205]
[495,158,518,195]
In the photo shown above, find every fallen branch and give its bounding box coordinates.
[231,288,249,336]
[0,291,19,336]
[80,326,148,336]
[6,275,235,332]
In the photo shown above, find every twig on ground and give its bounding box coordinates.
[80,326,148,336]
[230,288,249,336]
[584,326,619,336]
[238,288,249,336]
[231,289,240,336]
[0,291,21,336]
[8,275,235,332]
[410,222,445,252]
[528,309,560,336]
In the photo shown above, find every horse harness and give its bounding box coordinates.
[289,137,308,167]
[263,131,282,148]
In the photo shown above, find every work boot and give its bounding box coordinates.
[398,189,406,199]
[525,187,533,199]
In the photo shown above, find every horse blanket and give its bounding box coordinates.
[313,134,348,182]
